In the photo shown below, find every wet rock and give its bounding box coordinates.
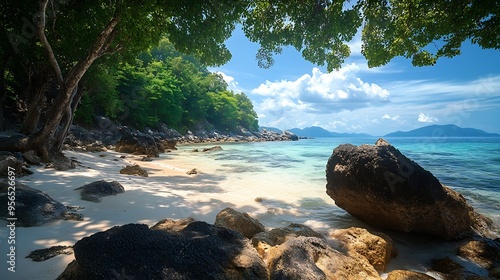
[75,180,125,203]
[430,257,485,280]
[386,270,436,280]
[202,145,223,152]
[0,182,67,226]
[252,223,324,259]
[326,138,480,240]
[57,222,267,280]
[215,207,265,239]
[457,239,500,269]
[150,217,195,232]
[331,227,395,272]
[267,236,380,280]
[284,130,299,141]
[119,164,148,177]
[27,245,73,262]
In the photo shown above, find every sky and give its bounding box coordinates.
[211,26,500,136]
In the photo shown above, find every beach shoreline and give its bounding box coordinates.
[1,141,498,279]
[0,148,269,280]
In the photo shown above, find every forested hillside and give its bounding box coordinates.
[4,38,258,134]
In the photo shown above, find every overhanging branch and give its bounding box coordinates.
[36,0,63,84]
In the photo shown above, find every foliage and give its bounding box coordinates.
[77,39,259,132]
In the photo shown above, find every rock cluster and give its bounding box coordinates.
[64,116,299,155]
[55,206,500,279]
[325,138,489,240]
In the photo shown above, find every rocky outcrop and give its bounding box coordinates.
[326,138,483,240]
[267,236,380,280]
[331,227,395,272]
[214,207,265,239]
[57,222,268,280]
[115,129,161,157]
[0,182,67,226]
[386,270,436,280]
[251,223,324,258]
[119,164,148,177]
[75,180,125,202]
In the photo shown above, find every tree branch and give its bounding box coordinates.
[36,0,63,84]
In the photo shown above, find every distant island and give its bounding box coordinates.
[260,126,372,138]
[384,124,500,137]
[260,124,500,138]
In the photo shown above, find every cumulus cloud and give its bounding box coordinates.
[216,71,242,93]
[251,65,390,115]
[418,113,438,123]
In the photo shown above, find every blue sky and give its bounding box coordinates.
[212,26,500,136]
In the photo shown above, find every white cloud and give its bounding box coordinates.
[418,113,438,123]
[216,71,242,93]
[251,65,390,115]
[382,114,400,121]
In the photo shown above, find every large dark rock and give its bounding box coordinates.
[75,180,125,202]
[267,236,380,280]
[326,138,479,240]
[57,222,267,280]
[0,182,67,226]
[115,129,160,157]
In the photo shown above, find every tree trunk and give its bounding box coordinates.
[52,84,83,152]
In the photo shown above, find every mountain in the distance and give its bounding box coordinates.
[385,124,500,137]
[287,126,372,138]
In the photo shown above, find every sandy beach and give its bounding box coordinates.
[1,148,279,280]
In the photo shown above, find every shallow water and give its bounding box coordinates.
[165,137,500,276]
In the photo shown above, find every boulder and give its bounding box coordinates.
[115,129,160,157]
[0,182,67,226]
[457,239,500,270]
[23,150,41,165]
[57,222,267,280]
[0,152,25,177]
[75,180,125,202]
[203,145,223,152]
[150,217,195,232]
[186,168,199,175]
[252,223,324,258]
[119,164,148,177]
[214,207,265,239]
[386,270,436,280]
[326,138,478,240]
[431,257,484,280]
[331,227,395,272]
[267,236,380,280]
[284,130,299,141]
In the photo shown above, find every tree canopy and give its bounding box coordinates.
[0,0,497,158]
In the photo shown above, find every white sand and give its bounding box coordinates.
[0,149,270,280]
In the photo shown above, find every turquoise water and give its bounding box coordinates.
[175,137,500,230]
[172,137,500,275]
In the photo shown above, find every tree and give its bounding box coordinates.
[1,0,498,161]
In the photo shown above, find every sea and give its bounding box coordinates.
[168,136,500,276]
